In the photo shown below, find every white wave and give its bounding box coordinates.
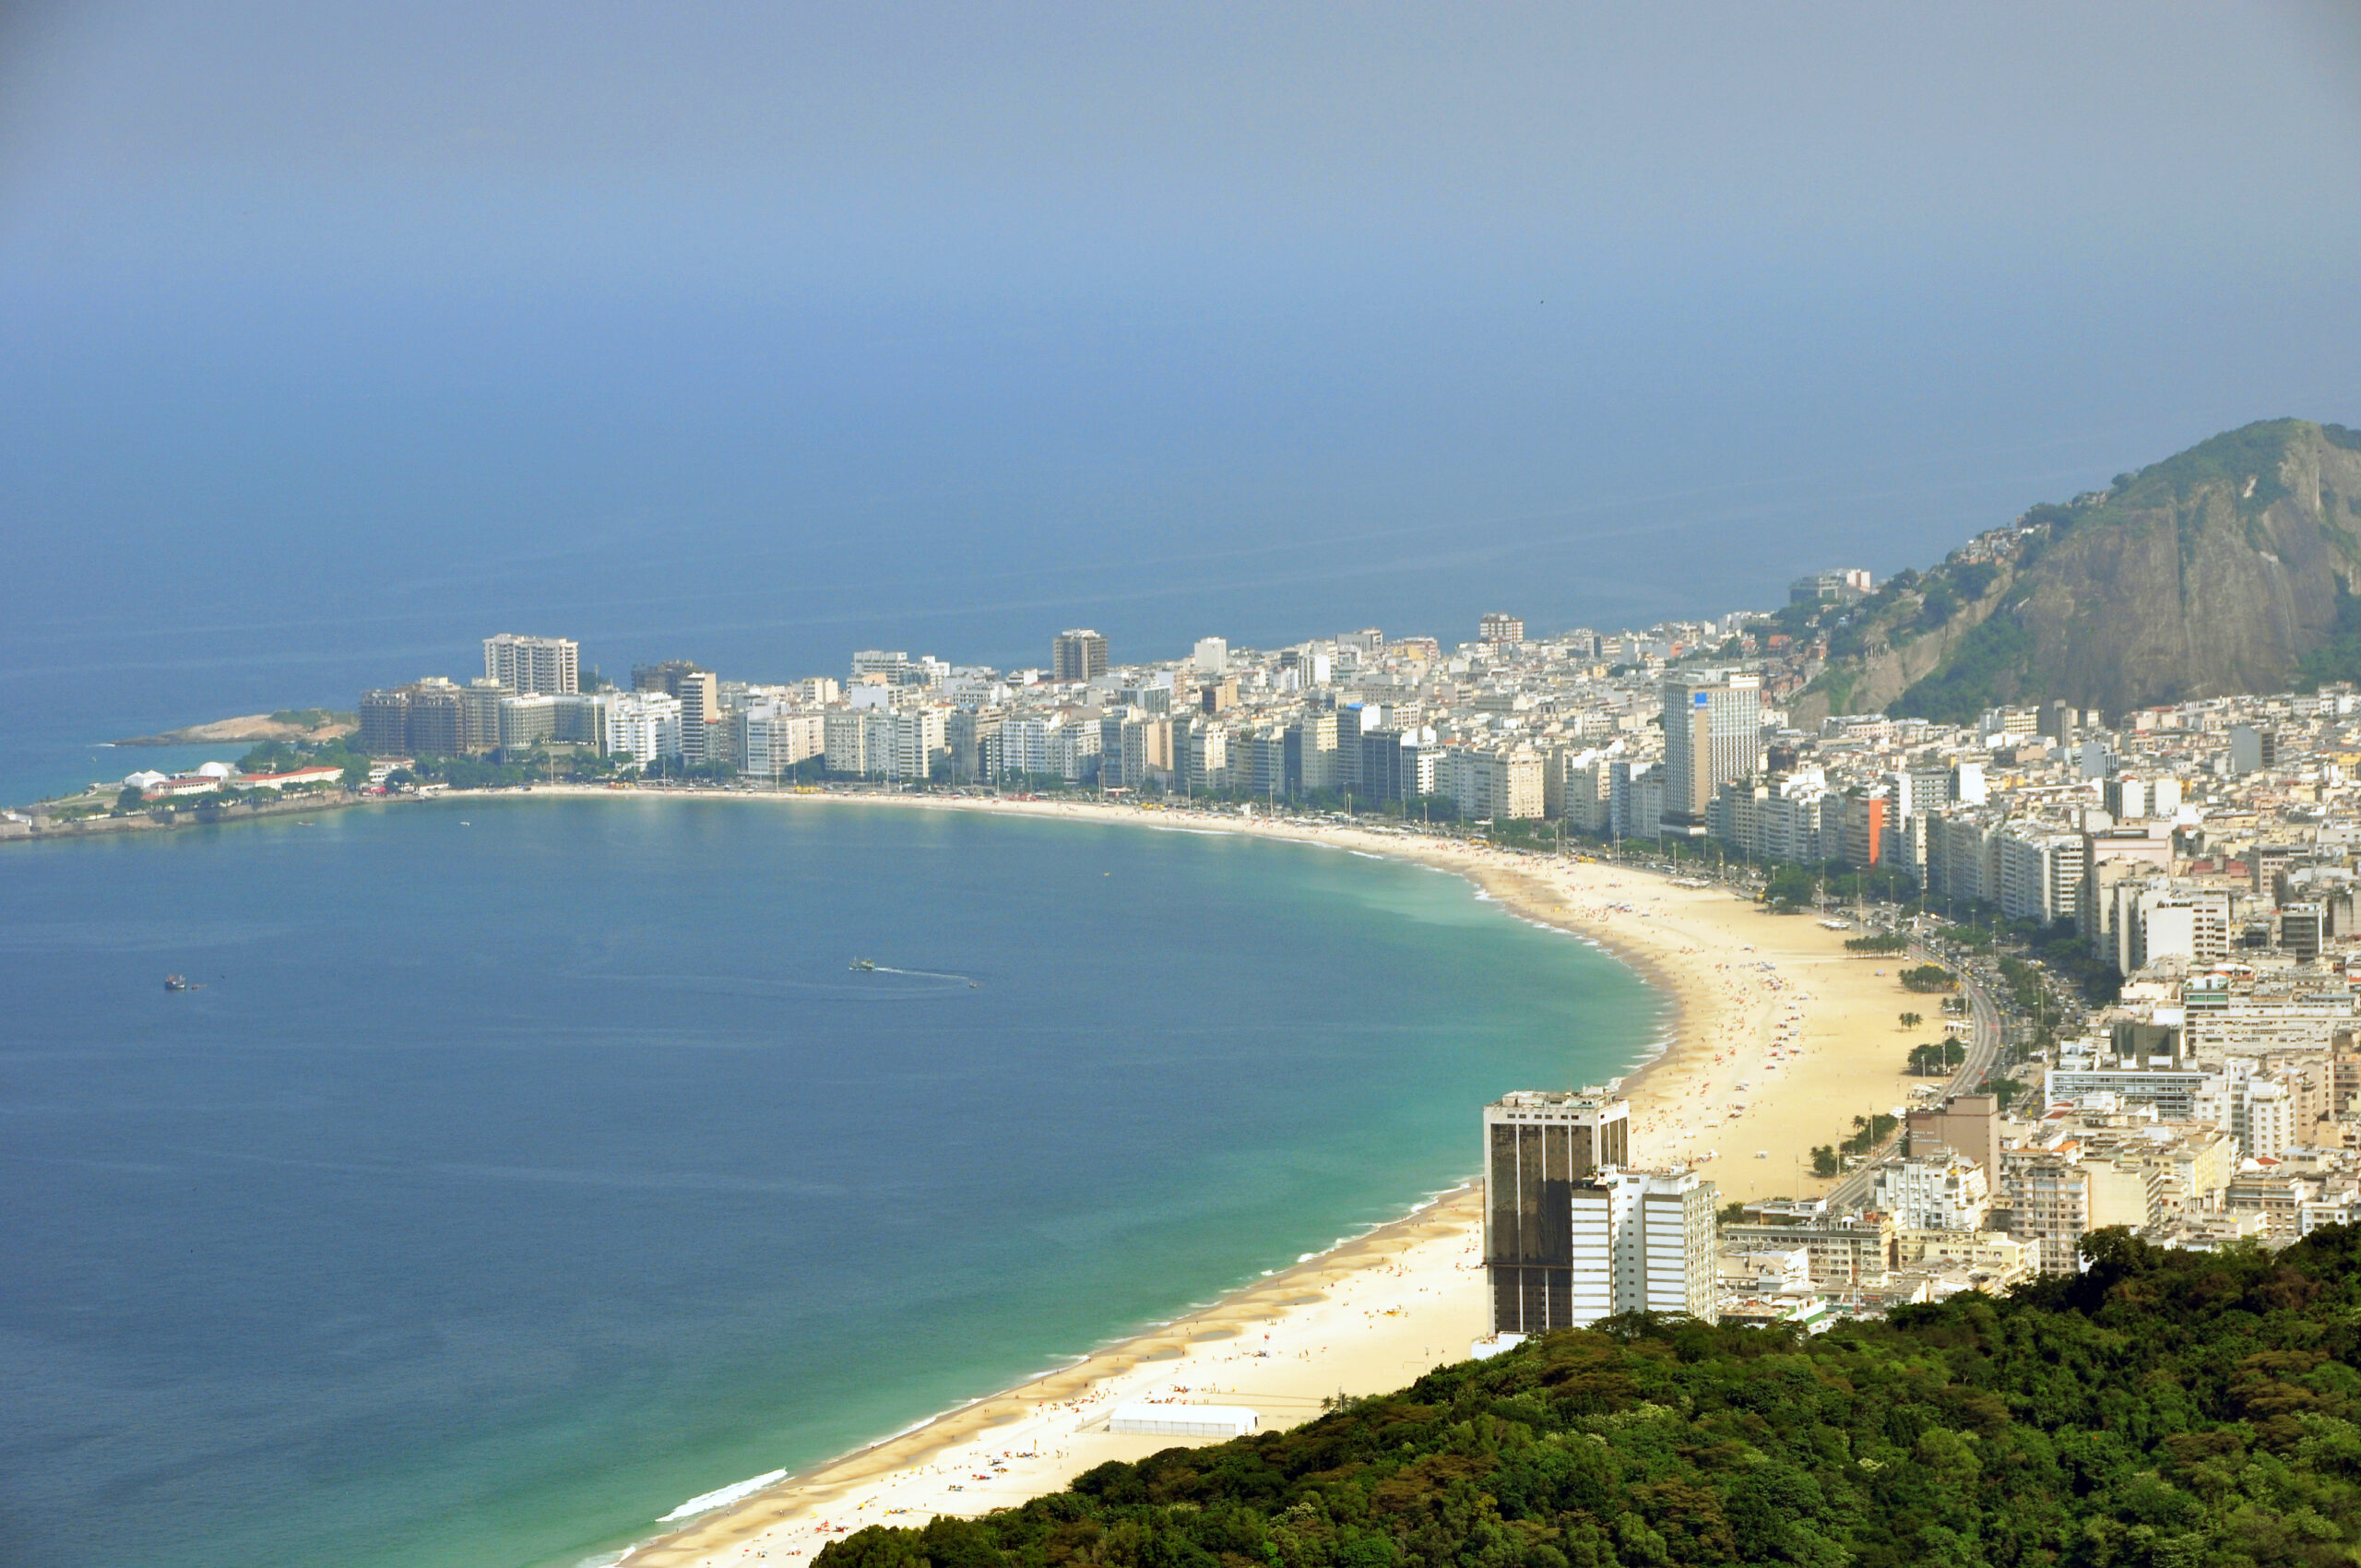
[875,1411,945,1443]
[659,1468,789,1523]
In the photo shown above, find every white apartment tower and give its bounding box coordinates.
[599,691,681,764]
[1662,671,1761,828]
[482,634,579,695]
[1536,1167,1720,1329]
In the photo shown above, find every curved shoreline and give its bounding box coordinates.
[617,1181,1493,1566]
[46,780,1916,1568]
[502,786,1912,1568]
[576,789,1684,1565]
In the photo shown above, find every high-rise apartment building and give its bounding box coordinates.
[1050,629,1109,684]
[1661,671,1761,828]
[1481,1090,1631,1334]
[460,678,508,754]
[633,660,700,696]
[890,707,948,781]
[742,706,825,779]
[1181,721,1228,793]
[1192,636,1228,676]
[1595,1170,1720,1324]
[946,709,1003,782]
[1293,712,1339,791]
[496,694,561,753]
[482,634,579,695]
[1478,612,1525,645]
[675,671,718,765]
[356,678,465,756]
[850,650,915,686]
[1445,748,1545,821]
[1359,728,1437,804]
[1118,714,1171,788]
[600,691,682,764]
[823,707,870,776]
[632,663,718,764]
[357,688,412,755]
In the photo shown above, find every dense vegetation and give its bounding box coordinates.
[820,1229,2361,1568]
[1839,1111,1899,1159]
[2107,419,2306,517]
[1752,862,1916,915]
[1906,1039,1966,1076]
[1899,965,1955,993]
[265,707,354,731]
[1888,612,2035,725]
[236,737,371,786]
[2295,581,2361,693]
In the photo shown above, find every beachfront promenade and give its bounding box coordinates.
[1822,941,2001,1211]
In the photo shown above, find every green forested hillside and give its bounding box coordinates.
[820,1229,2361,1568]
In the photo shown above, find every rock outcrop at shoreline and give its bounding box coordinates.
[114,709,355,747]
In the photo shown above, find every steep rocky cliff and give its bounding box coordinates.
[1797,419,2361,724]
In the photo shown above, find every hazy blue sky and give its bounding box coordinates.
[2,3,2358,746]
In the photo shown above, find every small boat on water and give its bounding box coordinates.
[163,975,198,992]
[849,957,876,971]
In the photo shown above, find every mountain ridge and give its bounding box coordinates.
[1791,418,2361,726]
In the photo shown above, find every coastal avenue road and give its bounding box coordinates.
[1821,941,2003,1212]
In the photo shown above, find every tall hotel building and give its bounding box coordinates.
[1662,671,1760,830]
[1051,629,1109,683]
[1483,1091,1717,1333]
[482,634,579,695]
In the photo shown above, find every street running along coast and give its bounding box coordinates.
[399,786,1933,1568]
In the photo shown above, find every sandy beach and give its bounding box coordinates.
[590,789,1929,1568]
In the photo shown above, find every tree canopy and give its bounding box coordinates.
[820,1227,2361,1568]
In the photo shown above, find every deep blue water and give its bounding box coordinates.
[0,796,1655,1568]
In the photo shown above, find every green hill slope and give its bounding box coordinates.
[818,1227,2361,1568]
[1792,419,2361,724]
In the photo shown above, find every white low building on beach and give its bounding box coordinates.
[1108,1404,1260,1438]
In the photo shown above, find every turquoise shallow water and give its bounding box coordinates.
[0,796,1658,1568]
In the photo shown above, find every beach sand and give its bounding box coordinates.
[588,790,1928,1567]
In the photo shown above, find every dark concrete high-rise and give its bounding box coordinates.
[1481,1089,1630,1335]
[1051,628,1108,683]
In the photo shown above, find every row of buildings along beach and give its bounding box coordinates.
[326,577,2361,1329]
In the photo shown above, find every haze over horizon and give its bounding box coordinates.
[4,3,2359,740]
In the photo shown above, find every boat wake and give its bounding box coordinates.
[850,959,980,987]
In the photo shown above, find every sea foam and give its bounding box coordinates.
[659,1468,789,1523]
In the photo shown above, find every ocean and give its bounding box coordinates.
[0,795,1657,1568]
